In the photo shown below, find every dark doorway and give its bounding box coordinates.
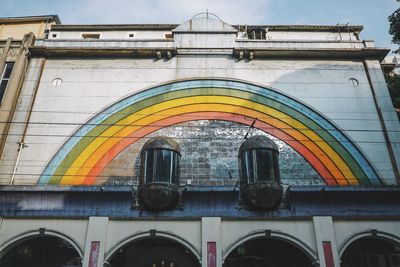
[108,237,200,267]
[341,237,400,267]
[223,237,314,267]
[0,235,81,267]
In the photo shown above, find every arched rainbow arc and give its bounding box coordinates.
[39,79,382,186]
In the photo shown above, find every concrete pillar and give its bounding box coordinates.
[364,60,400,183]
[38,22,45,39]
[313,216,340,267]
[0,33,35,159]
[0,57,45,184]
[201,217,222,267]
[82,217,109,267]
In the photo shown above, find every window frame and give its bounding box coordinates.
[81,33,101,40]
[241,148,280,184]
[142,148,180,184]
[0,62,15,104]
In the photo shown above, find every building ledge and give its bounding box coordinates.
[29,45,390,60]
[288,185,400,192]
[0,185,399,219]
[0,15,61,24]
[0,184,398,193]
[234,47,390,61]
[30,46,176,58]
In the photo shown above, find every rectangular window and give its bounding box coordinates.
[156,149,172,182]
[144,150,154,183]
[82,33,100,39]
[0,62,14,103]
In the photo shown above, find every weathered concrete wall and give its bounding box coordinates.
[0,57,45,185]
[7,56,395,185]
[0,184,399,266]
[265,30,358,41]
[0,216,399,267]
[48,30,172,40]
[0,23,45,39]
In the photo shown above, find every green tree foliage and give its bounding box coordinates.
[389,7,400,53]
[385,73,400,109]
[387,7,400,115]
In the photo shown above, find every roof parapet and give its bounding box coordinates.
[50,23,363,33]
[0,15,61,24]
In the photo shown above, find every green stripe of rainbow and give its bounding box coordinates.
[39,79,382,186]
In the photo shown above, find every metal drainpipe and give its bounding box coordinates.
[363,60,400,183]
[10,58,46,185]
[10,142,25,185]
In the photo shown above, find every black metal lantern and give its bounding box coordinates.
[238,135,283,209]
[138,137,181,210]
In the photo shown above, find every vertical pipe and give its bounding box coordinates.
[10,142,23,184]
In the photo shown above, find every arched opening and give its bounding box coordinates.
[0,235,82,267]
[140,136,181,185]
[340,237,400,267]
[108,237,200,267]
[224,237,314,267]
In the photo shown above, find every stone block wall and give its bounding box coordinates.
[101,120,323,186]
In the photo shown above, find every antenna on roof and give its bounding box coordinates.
[336,22,350,41]
[206,9,209,17]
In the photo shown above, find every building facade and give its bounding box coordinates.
[0,15,60,159]
[0,13,399,267]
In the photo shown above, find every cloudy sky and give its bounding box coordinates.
[1,0,399,51]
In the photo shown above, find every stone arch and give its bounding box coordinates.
[105,230,201,263]
[0,229,83,258]
[0,229,83,266]
[222,229,318,264]
[338,229,400,257]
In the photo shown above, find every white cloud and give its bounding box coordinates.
[67,0,272,25]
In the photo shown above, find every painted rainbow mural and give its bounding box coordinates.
[39,79,382,186]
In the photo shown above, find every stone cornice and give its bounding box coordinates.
[0,15,61,24]
[0,185,399,219]
[233,47,390,61]
[29,45,389,61]
[30,46,177,58]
